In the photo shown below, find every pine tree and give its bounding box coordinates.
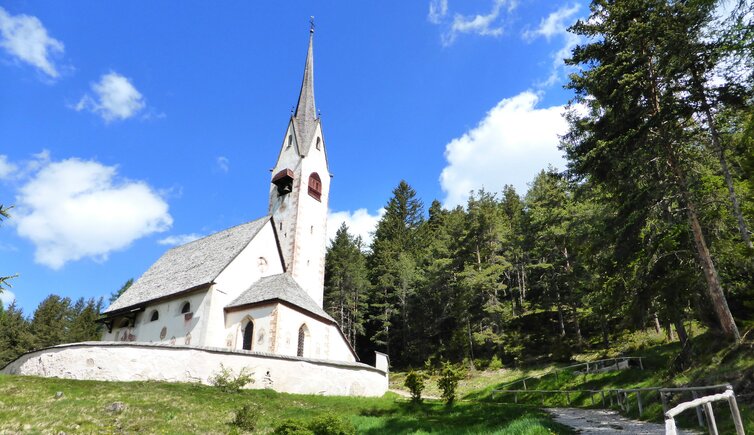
[564,0,741,342]
[30,295,73,348]
[324,224,370,350]
[67,297,104,342]
[0,302,34,366]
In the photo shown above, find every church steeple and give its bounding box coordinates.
[292,21,319,157]
[268,22,331,308]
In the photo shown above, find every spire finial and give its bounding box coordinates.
[309,16,315,33]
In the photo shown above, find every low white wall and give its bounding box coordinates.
[1,342,388,397]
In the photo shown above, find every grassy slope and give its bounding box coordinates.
[407,329,754,434]
[0,374,571,434]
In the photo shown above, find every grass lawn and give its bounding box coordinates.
[0,374,572,434]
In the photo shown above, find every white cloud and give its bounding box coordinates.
[0,7,63,78]
[75,72,146,122]
[442,0,517,45]
[14,157,172,269]
[439,91,568,208]
[158,233,203,246]
[523,4,582,87]
[428,0,448,24]
[327,208,385,247]
[0,155,18,179]
[216,156,230,173]
[0,289,15,307]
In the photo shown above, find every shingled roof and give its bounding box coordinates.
[104,216,271,314]
[226,273,334,322]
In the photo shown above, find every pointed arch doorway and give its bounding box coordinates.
[242,319,254,351]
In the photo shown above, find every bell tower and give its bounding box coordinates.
[269,23,330,307]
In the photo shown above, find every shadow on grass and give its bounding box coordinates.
[356,401,574,434]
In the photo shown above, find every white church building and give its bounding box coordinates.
[2,27,388,397]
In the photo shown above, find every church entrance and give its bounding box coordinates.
[242,321,254,351]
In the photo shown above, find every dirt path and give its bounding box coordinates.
[547,408,700,434]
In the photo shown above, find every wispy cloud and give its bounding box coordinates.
[0,155,18,180]
[158,233,203,246]
[428,0,448,24]
[522,3,582,87]
[0,6,64,78]
[429,0,517,46]
[0,289,16,307]
[216,156,230,173]
[11,154,172,269]
[75,72,146,122]
[439,90,568,207]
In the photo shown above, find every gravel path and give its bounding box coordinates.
[547,408,700,434]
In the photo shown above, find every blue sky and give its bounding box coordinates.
[1,0,588,312]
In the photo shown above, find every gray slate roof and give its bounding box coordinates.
[227,273,334,322]
[105,216,271,313]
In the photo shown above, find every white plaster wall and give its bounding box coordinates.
[274,304,355,362]
[291,123,329,307]
[201,222,285,348]
[2,343,387,397]
[223,305,276,352]
[101,291,209,346]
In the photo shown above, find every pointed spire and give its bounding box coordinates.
[294,19,316,122]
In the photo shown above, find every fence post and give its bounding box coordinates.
[637,391,643,417]
[625,392,630,413]
[609,390,614,407]
[591,392,596,407]
[514,392,518,404]
[586,362,590,373]
[726,386,745,435]
[523,379,527,390]
[660,391,669,414]
[601,390,606,408]
[639,357,644,370]
[541,392,545,406]
[692,390,705,427]
[566,391,570,405]
[703,402,718,435]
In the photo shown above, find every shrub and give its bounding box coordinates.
[231,403,259,431]
[488,355,503,371]
[307,412,356,435]
[273,413,355,435]
[210,363,254,393]
[437,361,461,405]
[273,419,314,435]
[404,370,425,402]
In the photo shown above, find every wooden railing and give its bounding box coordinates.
[496,356,643,391]
[664,385,745,435]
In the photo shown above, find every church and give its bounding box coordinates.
[2,26,388,397]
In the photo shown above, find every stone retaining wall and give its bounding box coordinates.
[1,342,388,397]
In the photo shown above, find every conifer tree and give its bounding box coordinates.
[324,223,369,349]
[564,0,741,341]
[0,302,34,366]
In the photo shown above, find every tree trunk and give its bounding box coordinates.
[600,312,610,348]
[571,305,583,345]
[653,312,662,334]
[646,52,741,343]
[691,68,752,249]
[556,290,566,337]
[665,322,676,342]
[674,318,689,347]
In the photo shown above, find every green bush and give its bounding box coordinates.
[404,370,425,402]
[308,412,356,435]
[488,355,503,371]
[273,419,314,435]
[273,413,355,435]
[210,363,254,393]
[437,361,461,405]
[231,403,259,431]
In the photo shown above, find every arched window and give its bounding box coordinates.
[181,302,191,314]
[150,310,159,322]
[242,320,254,351]
[297,324,309,357]
[308,173,322,201]
[315,137,321,150]
[287,134,293,148]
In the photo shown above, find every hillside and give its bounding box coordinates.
[0,375,570,434]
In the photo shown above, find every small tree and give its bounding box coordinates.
[403,370,425,403]
[437,362,461,405]
[210,364,254,393]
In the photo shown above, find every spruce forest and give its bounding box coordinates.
[1,0,753,374]
[323,0,754,369]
